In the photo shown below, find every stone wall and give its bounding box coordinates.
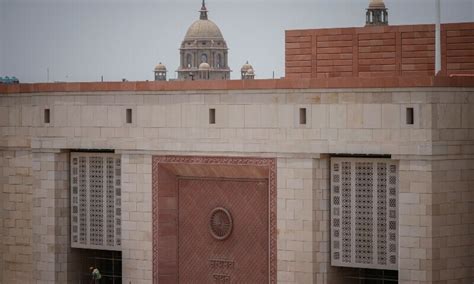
[0,150,33,283]
[2,88,468,157]
[121,153,153,284]
[31,151,75,283]
[0,87,472,283]
[432,157,474,283]
[277,157,315,283]
[286,23,474,79]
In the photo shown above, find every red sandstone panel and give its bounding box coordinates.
[447,29,474,75]
[152,156,277,284]
[285,23,474,79]
[178,178,268,284]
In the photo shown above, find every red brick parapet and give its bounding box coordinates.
[1,76,474,94]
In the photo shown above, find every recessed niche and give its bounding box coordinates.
[406,107,414,125]
[299,108,307,125]
[126,109,132,124]
[209,108,216,124]
[44,109,50,124]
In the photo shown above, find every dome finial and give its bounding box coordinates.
[200,0,208,20]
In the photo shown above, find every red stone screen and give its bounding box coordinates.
[178,178,268,283]
[152,156,277,284]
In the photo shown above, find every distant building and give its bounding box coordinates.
[154,62,167,81]
[0,76,19,84]
[176,0,231,80]
[241,61,256,80]
[366,0,388,26]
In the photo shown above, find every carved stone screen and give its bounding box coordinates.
[70,152,121,250]
[331,158,398,270]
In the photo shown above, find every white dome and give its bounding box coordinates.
[184,19,224,40]
[369,0,386,9]
[241,61,253,72]
[199,62,211,70]
[154,62,167,71]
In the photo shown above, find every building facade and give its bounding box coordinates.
[176,0,231,81]
[1,1,474,284]
[1,75,473,284]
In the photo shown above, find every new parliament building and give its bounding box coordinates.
[0,0,473,283]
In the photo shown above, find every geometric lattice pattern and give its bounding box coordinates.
[331,158,398,270]
[70,152,121,250]
[178,178,268,283]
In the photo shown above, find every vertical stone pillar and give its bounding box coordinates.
[276,157,315,283]
[0,150,33,283]
[121,153,153,284]
[397,158,434,284]
[31,150,72,283]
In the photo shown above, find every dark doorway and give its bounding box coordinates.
[75,249,122,284]
[344,268,398,284]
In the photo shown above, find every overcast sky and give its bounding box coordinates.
[0,0,473,83]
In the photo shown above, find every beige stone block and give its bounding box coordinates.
[213,105,229,128]
[181,104,199,127]
[311,104,328,129]
[329,105,346,129]
[278,105,294,128]
[164,104,181,127]
[244,105,260,128]
[137,105,152,127]
[381,104,400,129]
[363,104,381,128]
[461,104,474,128]
[107,106,122,127]
[338,129,372,142]
[228,105,245,128]
[21,106,32,127]
[419,104,432,129]
[150,105,166,127]
[346,104,363,128]
[437,104,461,129]
[261,105,279,128]
[392,92,411,103]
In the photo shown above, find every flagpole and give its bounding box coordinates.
[435,0,441,75]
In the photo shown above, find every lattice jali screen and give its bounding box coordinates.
[71,152,121,250]
[331,158,398,270]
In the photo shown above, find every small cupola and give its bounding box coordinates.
[154,62,167,81]
[366,0,388,26]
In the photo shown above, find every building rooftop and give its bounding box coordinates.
[1,76,473,94]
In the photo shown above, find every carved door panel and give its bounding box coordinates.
[178,178,268,283]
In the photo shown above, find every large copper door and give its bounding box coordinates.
[178,178,269,283]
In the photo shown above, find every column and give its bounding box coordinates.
[277,157,315,283]
[121,154,153,284]
[32,150,73,283]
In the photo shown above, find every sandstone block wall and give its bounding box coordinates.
[0,86,472,283]
[121,154,153,284]
[0,150,33,284]
[286,23,474,78]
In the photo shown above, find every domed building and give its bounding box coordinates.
[177,0,231,80]
[366,0,388,26]
[241,61,255,80]
[154,62,167,81]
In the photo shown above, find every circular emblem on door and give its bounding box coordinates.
[209,207,233,240]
